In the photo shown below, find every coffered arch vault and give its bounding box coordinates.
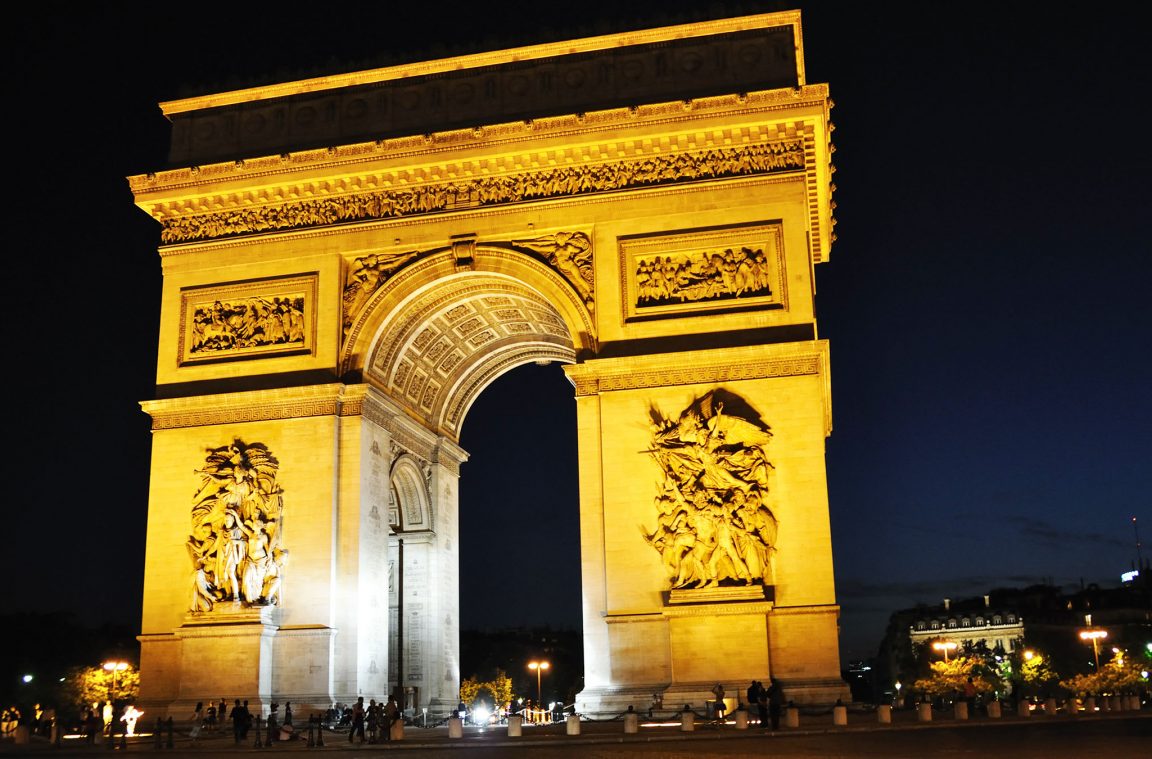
[344,244,590,440]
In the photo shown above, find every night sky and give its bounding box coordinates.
[6,2,1149,668]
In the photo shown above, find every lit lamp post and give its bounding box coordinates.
[1079,629,1107,670]
[527,661,550,711]
[103,661,128,705]
[933,641,957,661]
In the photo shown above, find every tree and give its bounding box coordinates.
[912,656,997,701]
[58,665,140,719]
[1060,652,1147,697]
[459,669,514,712]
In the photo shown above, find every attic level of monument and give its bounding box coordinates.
[160,14,804,166]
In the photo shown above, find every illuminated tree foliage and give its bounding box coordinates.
[912,656,997,700]
[1059,653,1147,696]
[59,665,140,714]
[1017,653,1059,697]
[459,669,514,709]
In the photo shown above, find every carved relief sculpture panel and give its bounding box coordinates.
[187,439,288,612]
[620,222,785,322]
[641,389,777,591]
[180,275,318,365]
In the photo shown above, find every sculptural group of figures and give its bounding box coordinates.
[642,390,778,589]
[635,246,772,307]
[190,296,305,354]
[187,440,287,612]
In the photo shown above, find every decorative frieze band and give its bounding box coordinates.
[156,137,805,244]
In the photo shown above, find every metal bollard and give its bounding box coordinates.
[679,707,695,732]
[876,704,891,723]
[566,714,581,735]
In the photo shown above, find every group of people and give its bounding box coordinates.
[346,695,402,744]
[746,678,786,730]
[706,679,786,729]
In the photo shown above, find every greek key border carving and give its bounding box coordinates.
[148,399,340,430]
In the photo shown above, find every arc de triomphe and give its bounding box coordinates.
[131,10,849,719]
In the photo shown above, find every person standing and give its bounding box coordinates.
[711,683,726,724]
[384,696,400,741]
[190,702,204,745]
[229,699,245,744]
[348,696,366,744]
[767,677,784,731]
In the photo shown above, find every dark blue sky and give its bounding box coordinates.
[6,1,1148,667]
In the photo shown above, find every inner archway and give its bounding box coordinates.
[456,361,581,633]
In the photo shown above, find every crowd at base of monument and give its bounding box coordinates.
[3,697,1148,754]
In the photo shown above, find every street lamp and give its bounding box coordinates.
[527,661,550,709]
[103,661,129,705]
[933,641,957,661]
[1079,630,1107,670]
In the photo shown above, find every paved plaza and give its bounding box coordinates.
[2,708,1148,758]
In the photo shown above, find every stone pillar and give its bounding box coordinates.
[566,714,581,735]
[1084,696,1096,712]
[1109,695,1122,712]
[785,705,800,727]
[734,709,749,729]
[1044,697,1057,715]
[448,716,463,738]
[389,719,404,741]
[833,703,848,725]
[987,700,1001,719]
[1017,700,1031,718]
[506,714,522,737]
[679,710,695,732]
[876,705,891,723]
[917,702,932,722]
[624,711,639,733]
[954,701,968,720]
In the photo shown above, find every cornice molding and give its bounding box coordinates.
[145,130,810,246]
[565,342,828,396]
[141,384,358,430]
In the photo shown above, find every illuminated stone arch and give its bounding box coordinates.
[132,11,849,721]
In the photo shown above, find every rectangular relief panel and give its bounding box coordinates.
[178,274,318,366]
[619,222,786,322]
